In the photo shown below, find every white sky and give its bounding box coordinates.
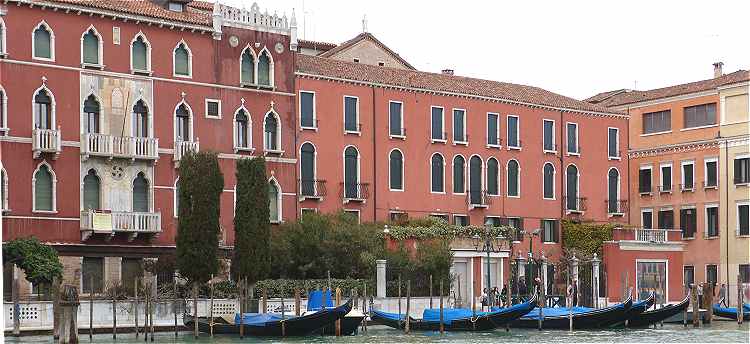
[224,0,750,100]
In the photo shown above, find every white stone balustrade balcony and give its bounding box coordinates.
[80,210,161,241]
[633,228,668,243]
[80,133,159,161]
[32,127,61,159]
[174,139,200,162]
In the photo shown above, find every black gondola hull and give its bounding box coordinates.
[510,295,632,329]
[627,295,690,327]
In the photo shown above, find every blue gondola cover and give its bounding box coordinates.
[307,290,334,311]
[234,313,284,326]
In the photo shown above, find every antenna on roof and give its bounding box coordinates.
[362,14,368,33]
[634,80,638,90]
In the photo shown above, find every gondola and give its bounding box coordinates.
[183,299,352,337]
[602,291,656,327]
[371,293,537,331]
[509,292,632,329]
[304,290,365,335]
[627,294,690,327]
[713,299,750,321]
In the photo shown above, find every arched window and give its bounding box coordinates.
[431,153,444,193]
[175,103,191,141]
[83,95,100,134]
[469,156,482,203]
[608,168,620,213]
[389,149,404,191]
[0,17,6,56]
[258,49,272,86]
[34,88,52,130]
[0,86,5,131]
[82,28,100,65]
[487,158,499,196]
[300,143,316,196]
[132,100,149,137]
[173,41,191,77]
[240,47,255,84]
[543,163,555,199]
[264,112,279,151]
[235,108,250,149]
[453,155,465,194]
[269,179,280,222]
[344,146,359,198]
[131,34,150,72]
[33,22,53,60]
[566,165,579,210]
[33,163,54,211]
[1,168,8,211]
[83,169,100,210]
[507,159,520,197]
[132,172,149,212]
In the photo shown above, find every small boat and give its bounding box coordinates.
[713,299,750,321]
[509,293,633,329]
[627,294,690,327]
[304,290,365,335]
[183,299,352,337]
[602,292,656,327]
[371,293,537,331]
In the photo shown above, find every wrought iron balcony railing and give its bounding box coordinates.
[467,189,491,209]
[563,196,587,212]
[340,182,369,202]
[299,179,327,200]
[606,199,629,215]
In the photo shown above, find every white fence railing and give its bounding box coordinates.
[32,127,61,157]
[81,133,159,160]
[80,210,161,233]
[634,228,669,243]
[174,140,199,162]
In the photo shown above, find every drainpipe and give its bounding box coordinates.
[293,51,299,220]
[724,137,729,287]
[626,108,631,226]
[559,110,565,225]
[372,86,377,221]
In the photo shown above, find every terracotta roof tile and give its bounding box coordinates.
[33,0,212,26]
[296,54,622,115]
[298,39,337,51]
[589,70,750,107]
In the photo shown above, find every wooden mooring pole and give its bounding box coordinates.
[134,279,139,339]
[692,284,700,327]
[239,278,245,339]
[398,274,402,319]
[209,274,215,338]
[335,288,342,336]
[429,275,433,309]
[405,280,411,334]
[90,278,95,340]
[173,276,178,338]
[739,275,745,325]
[112,289,118,339]
[439,279,444,334]
[362,282,368,333]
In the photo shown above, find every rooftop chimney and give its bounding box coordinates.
[713,62,724,78]
[441,69,454,75]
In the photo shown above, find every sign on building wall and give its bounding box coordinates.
[92,212,113,232]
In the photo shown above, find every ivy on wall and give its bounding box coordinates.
[386,217,515,242]
[560,220,617,256]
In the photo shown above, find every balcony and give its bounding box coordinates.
[606,199,629,216]
[32,127,61,159]
[80,210,161,241]
[467,189,491,209]
[340,182,369,203]
[299,179,327,201]
[680,183,695,192]
[80,133,159,161]
[174,139,200,162]
[563,196,587,213]
[634,228,668,243]
[658,185,673,193]
[612,228,684,251]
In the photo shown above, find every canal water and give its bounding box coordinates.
[6,322,749,343]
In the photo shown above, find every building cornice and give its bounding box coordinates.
[617,241,685,252]
[295,72,629,120]
[628,138,721,158]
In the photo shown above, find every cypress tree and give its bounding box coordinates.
[231,157,271,285]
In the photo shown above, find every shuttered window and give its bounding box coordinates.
[705,160,718,187]
[680,208,696,238]
[82,29,99,64]
[33,26,52,59]
[389,101,403,136]
[643,110,671,134]
[683,103,716,128]
[431,107,443,140]
[739,204,750,236]
[82,257,103,294]
[300,92,315,128]
[639,168,652,193]
[682,163,694,189]
[300,143,315,196]
[175,104,190,141]
[706,206,719,237]
[264,113,278,150]
[565,165,578,210]
[34,165,53,211]
[642,210,653,229]
[542,219,558,243]
[487,158,499,196]
[344,147,359,198]
[83,170,100,210]
[658,209,674,230]
[453,109,465,142]
[34,90,52,130]
[269,181,279,221]
[389,150,403,190]
[735,157,750,184]
[431,154,444,193]
[608,169,619,213]
[235,110,249,148]
[132,173,149,212]
[608,128,619,158]
[543,163,554,199]
[487,113,499,145]
[241,49,254,84]
[258,52,271,86]
[453,156,465,194]
[174,43,190,76]
[507,160,519,197]
[131,36,148,71]
[543,120,554,151]
[567,123,578,154]
[121,259,143,296]
[344,97,358,132]
[507,116,519,147]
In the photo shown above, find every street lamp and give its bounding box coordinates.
[473,219,504,305]
[523,228,542,297]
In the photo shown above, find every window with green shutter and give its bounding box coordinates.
[389,150,403,190]
[33,25,52,59]
[82,29,99,65]
[174,43,190,76]
[507,159,519,197]
[241,49,254,84]
[132,172,149,212]
[258,52,271,86]
[487,158,499,195]
[269,181,279,221]
[453,155,465,194]
[131,36,148,71]
[431,153,444,192]
[543,162,554,199]
[34,164,53,211]
[83,169,100,210]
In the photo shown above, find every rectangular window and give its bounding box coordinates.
[543,119,555,151]
[389,101,404,137]
[660,164,672,192]
[567,122,579,154]
[681,162,694,190]
[643,110,671,134]
[680,207,697,238]
[301,208,317,217]
[706,206,719,238]
[705,159,718,187]
[453,215,469,226]
[205,99,221,119]
[507,116,520,148]
[683,266,695,287]
[453,109,466,142]
[642,209,653,229]
[431,107,444,141]
[739,203,749,236]
[740,264,750,284]
[344,209,360,223]
[608,128,619,158]
[706,265,718,285]
[82,257,104,294]
[639,167,652,193]
[508,217,524,242]
[485,216,501,227]
[300,91,315,128]
[542,219,559,243]
[658,209,674,230]
[121,258,143,296]
[430,214,449,222]
[637,261,667,304]
[389,211,408,223]
[734,157,750,184]
[487,113,499,146]
[344,96,359,132]
[683,103,716,128]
